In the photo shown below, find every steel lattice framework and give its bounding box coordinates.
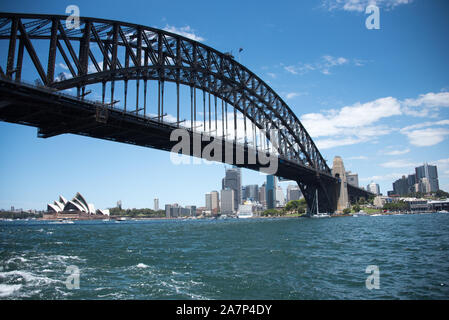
[0,12,330,173]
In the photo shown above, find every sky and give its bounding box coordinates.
[0,0,448,210]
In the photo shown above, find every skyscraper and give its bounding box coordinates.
[346,171,359,187]
[210,191,220,213]
[275,186,285,207]
[205,193,212,210]
[266,175,277,209]
[243,184,259,202]
[393,176,409,196]
[259,183,266,207]
[154,198,159,211]
[415,163,439,192]
[287,184,302,202]
[221,189,235,214]
[222,167,241,211]
[367,182,381,195]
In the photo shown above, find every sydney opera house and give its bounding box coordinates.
[46,192,109,218]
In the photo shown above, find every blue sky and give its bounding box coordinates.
[0,0,448,210]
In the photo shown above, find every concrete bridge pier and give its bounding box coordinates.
[331,156,350,213]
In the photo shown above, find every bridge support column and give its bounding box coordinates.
[297,180,337,216]
[331,156,350,213]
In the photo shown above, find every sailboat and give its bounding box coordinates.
[311,189,330,218]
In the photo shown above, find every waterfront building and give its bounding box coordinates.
[346,171,359,187]
[165,204,172,218]
[428,199,449,211]
[400,198,429,212]
[373,196,393,208]
[165,203,196,218]
[266,175,277,209]
[154,198,159,211]
[210,191,220,214]
[275,186,285,207]
[221,189,235,214]
[205,193,212,210]
[185,205,197,216]
[222,167,241,211]
[286,184,302,202]
[46,192,109,216]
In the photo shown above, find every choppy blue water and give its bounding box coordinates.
[1,213,448,299]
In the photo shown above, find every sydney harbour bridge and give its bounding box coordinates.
[0,12,371,215]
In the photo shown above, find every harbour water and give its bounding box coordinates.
[1,213,448,299]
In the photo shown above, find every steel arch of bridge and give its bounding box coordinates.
[0,12,330,175]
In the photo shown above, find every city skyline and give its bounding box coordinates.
[0,0,448,210]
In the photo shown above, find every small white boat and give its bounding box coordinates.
[438,210,448,213]
[310,190,330,218]
[371,214,382,217]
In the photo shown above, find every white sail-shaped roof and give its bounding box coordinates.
[54,201,64,211]
[74,193,89,211]
[96,209,110,216]
[87,203,96,215]
[73,198,88,213]
[47,203,62,213]
[59,195,68,206]
[63,200,86,212]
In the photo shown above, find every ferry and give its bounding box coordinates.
[237,202,254,219]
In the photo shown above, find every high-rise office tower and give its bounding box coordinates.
[259,183,266,206]
[221,189,235,214]
[222,167,241,211]
[210,191,220,213]
[275,186,285,207]
[287,184,302,202]
[243,184,259,202]
[154,198,159,211]
[266,175,277,209]
[205,193,212,210]
[415,163,439,193]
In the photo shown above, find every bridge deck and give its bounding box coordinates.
[0,78,339,187]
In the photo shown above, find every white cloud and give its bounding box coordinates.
[400,120,449,147]
[402,128,449,147]
[284,55,353,76]
[301,97,401,142]
[322,0,412,12]
[359,172,404,181]
[300,91,449,149]
[163,25,204,42]
[382,148,410,156]
[380,159,419,168]
[403,92,449,108]
[284,92,307,100]
[402,92,449,117]
[347,155,368,160]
